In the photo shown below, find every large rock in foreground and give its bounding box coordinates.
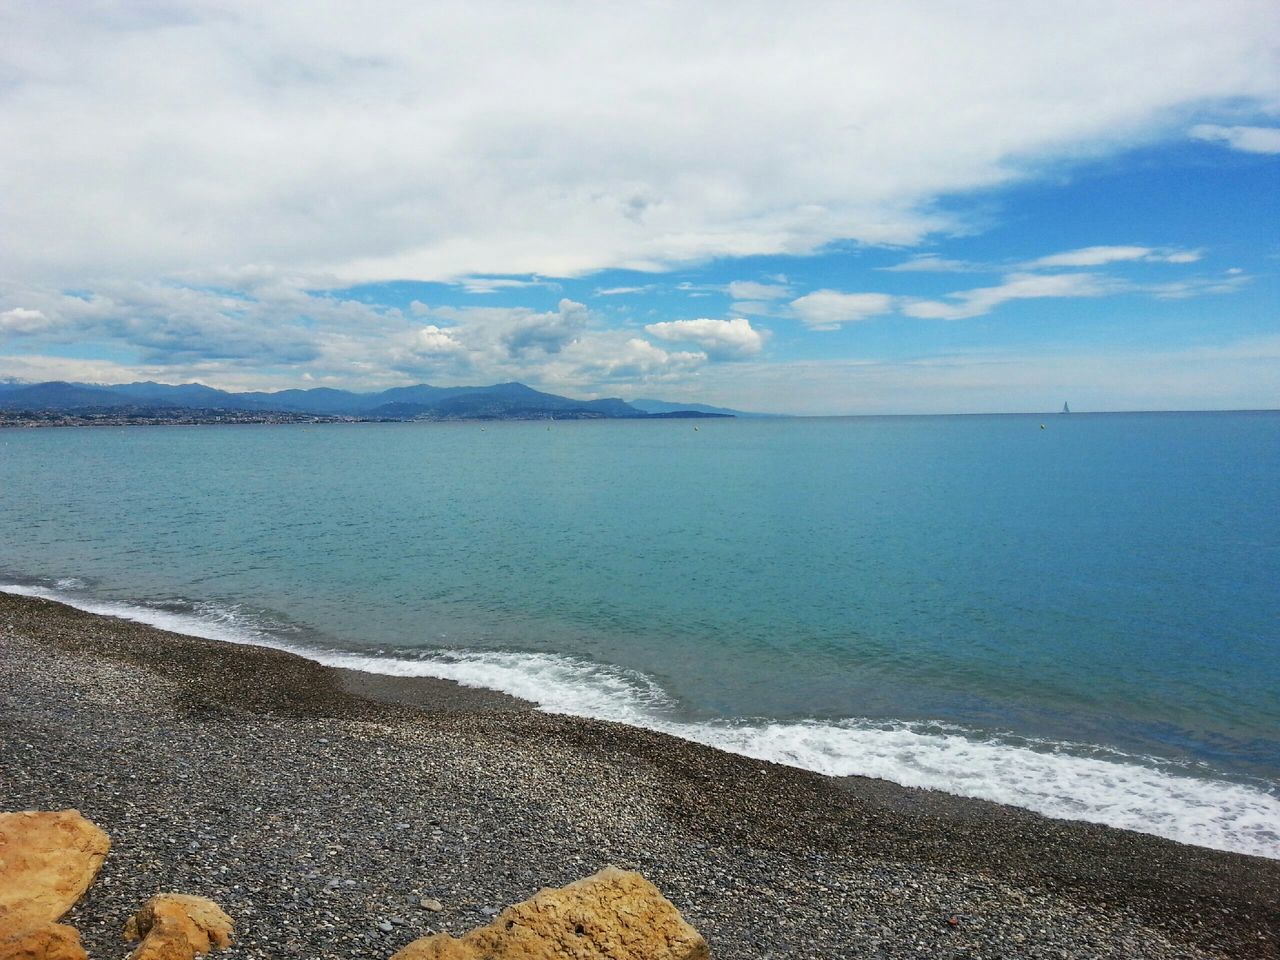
[0,922,89,960]
[123,894,234,960]
[0,810,110,931]
[392,866,709,960]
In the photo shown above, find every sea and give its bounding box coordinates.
[1,412,1277,858]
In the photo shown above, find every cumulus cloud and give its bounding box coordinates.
[1190,124,1280,154]
[0,281,340,364]
[0,308,52,335]
[499,299,587,356]
[644,317,767,359]
[789,291,896,329]
[2,3,1277,285]
[567,337,705,383]
[902,273,1113,320]
[411,325,464,354]
[365,297,721,388]
[0,277,727,393]
[1025,246,1202,268]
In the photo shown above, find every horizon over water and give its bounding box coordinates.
[2,411,1277,858]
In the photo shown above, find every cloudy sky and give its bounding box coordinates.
[1,2,1277,413]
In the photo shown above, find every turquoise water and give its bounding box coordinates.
[2,413,1278,856]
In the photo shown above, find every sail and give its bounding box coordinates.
[1061,401,1071,414]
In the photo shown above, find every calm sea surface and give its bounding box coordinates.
[2,413,1277,855]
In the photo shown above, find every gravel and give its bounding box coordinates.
[1,591,1276,959]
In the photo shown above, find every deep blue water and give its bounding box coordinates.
[2,413,1277,856]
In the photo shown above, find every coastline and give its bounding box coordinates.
[2,590,1276,959]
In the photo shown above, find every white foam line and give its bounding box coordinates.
[4,583,285,648]
[6,583,1278,859]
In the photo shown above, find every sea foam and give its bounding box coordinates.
[6,582,1278,859]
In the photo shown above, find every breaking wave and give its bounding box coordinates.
[6,581,1278,859]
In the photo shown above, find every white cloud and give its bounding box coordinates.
[729,301,777,317]
[2,3,1277,285]
[727,281,791,301]
[1027,246,1154,268]
[0,282,647,390]
[594,286,651,296]
[0,308,52,334]
[1146,273,1253,299]
[0,354,166,387]
[879,256,976,273]
[1025,246,1202,268]
[368,298,718,389]
[0,281,343,363]
[501,298,587,356]
[644,317,767,360]
[903,273,1112,320]
[790,291,896,329]
[566,337,705,383]
[455,277,554,294]
[411,325,464,354]
[1190,124,1280,154]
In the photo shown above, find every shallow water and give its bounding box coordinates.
[2,412,1277,855]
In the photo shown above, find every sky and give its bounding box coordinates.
[1,2,1277,414]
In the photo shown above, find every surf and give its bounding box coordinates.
[6,580,1277,860]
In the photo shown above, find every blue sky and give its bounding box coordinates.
[1,2,1277,413]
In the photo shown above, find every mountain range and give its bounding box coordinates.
[0,380,755,421]
[628,398,780,418]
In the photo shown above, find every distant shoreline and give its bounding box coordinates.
[0,409,732,428]
[1,589,1277,959]
[3,407,1275,427]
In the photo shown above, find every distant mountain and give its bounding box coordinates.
[111,381,255,407]
[629,398,780,418]
[0,380,732,422]
[236,386,371,414]
[0,381,136,409]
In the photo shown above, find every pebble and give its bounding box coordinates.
[2,592,1275,960]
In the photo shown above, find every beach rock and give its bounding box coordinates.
[391,866,709,960]
[0,810,110,930]
[123,893,234,960]
[0,923,89,960]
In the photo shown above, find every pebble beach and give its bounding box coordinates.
[2,590,1276,960]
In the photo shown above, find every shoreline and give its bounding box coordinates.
[6,580,1277,861]
[2,590,1277,958]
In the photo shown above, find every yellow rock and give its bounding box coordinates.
[0,810,110,931]
[0,922,89,960]
[392,867,709,960]
[123,894,234,960]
